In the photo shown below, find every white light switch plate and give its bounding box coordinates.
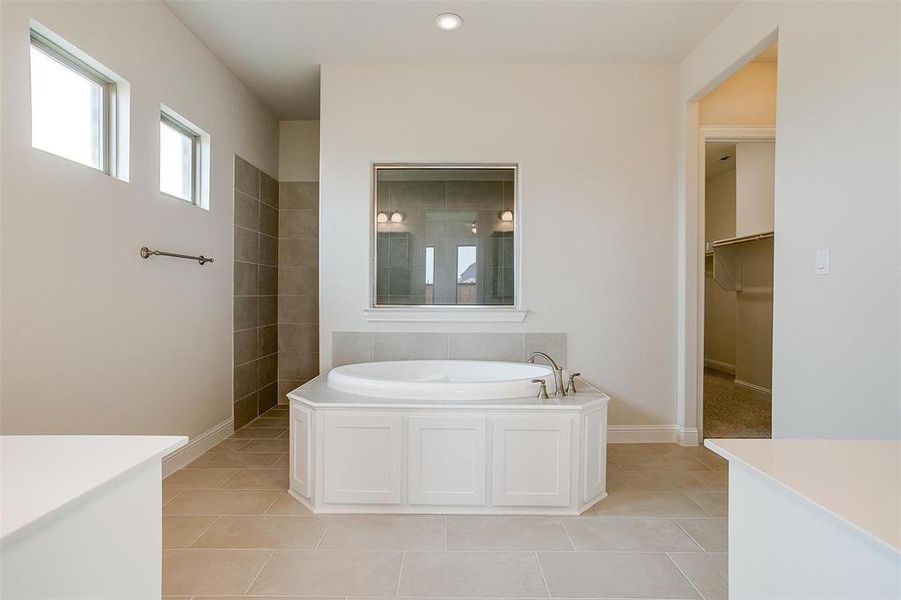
[815,249,831,275]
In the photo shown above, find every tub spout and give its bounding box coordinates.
[527,352,565,398]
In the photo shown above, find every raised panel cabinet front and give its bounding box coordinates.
[581,408,607,502]
[408,415,486,506]
[289,405,312,498]
[491,415,572,507]
[323,413,402,504]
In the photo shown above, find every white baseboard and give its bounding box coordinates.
[734,379,772,396]
[677,426,700,446]
[608,425,699,447]
[704,358,735,375]
[161,418,234,477]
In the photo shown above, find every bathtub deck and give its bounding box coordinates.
[288,372,608,410]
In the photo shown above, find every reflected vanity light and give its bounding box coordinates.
[390,211,405,223]
[434,13,463,31]
[500,209,514,222]
[376,211,389,223]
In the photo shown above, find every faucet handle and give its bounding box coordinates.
[566,372,582,394]
[531,379,549,400]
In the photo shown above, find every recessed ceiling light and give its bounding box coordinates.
[435,13,463,31]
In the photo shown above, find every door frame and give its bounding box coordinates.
[696,126,775,441]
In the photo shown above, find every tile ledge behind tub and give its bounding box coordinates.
[363,306,528,322]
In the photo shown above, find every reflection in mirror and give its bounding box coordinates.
[374,165,516,306]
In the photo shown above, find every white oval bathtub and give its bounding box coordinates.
[326,360,555,400]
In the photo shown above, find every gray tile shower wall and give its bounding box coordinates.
[331,332,567,368]
[278,182,319,402]
[233,156,279,428]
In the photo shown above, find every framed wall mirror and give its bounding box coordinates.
[372,164,517,307]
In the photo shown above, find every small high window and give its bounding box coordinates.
[30,29,115,172]
[159,106,208,208]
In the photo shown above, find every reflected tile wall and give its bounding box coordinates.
[233,156,279,428]
[278,181,319,402]
[374,171,515,307]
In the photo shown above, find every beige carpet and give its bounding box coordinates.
[703,368,771,439]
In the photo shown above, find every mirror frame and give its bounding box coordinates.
[370,162,521,310]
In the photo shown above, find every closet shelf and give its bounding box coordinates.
[711,231,774,249]
[710,231,773,292]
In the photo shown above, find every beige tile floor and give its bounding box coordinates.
[163,406,729,599]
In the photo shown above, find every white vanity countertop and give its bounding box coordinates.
[705,438,900,553]
[289,373,609,410]
[0,435,187,542]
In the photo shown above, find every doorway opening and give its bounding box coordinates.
[698,43,777,440]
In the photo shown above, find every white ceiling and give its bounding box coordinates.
[164,1,739,119]
[705,141,735,180]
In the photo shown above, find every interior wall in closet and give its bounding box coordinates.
[701,50,777,395]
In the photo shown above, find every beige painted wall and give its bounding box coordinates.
[704,170,737,372]
[699,62,777,127]
[0,1,278,436]
[681,1,900,439]
[735,141,775,236]
[319,63,679,428]
[734,141,774,391]
[279,120,320,182]
[734,240,773,390]
[705,171,737,242]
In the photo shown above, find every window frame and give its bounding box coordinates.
[29,29,116,174]
[159,108,202,206]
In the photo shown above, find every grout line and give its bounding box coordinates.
[559,518,577,551]
[607,454,625,471]
[242,549,275,596]
[394,551,406,597]
[233,351,279,368]
[218,470,242,489]
[686,492,719,518]
[206,487,287,492]
[672,519,707,552]
[184,515,221,548]
[665,551,708,600]
[313,516,333,549]
[260,490,285,515]
[534,550,552,598]
[168,545,723,554]
[263,491,285,515]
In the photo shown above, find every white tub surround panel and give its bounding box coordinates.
[706,439,900,600]
[289,372,608,515]
[1,435,187,599]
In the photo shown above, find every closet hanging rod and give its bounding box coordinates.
[711,231,774,249]
[140,246,214,265]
